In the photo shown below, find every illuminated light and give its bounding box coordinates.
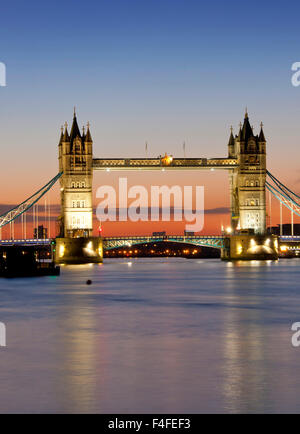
[264,238,271,246]
[280,245,288,252]
[128,262,132,267]
[250,238,256,247]
[59,244,65,258]
[226,227,232,234]
[106,168,110,172]
[161,153,173,166]
[274,239,278,249]
[236,244,243,255]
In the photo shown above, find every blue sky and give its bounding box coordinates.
[0,0,300,204]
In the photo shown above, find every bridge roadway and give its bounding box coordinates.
[0,236,225,250]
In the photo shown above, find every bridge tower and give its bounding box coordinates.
[224,110,277,260]
[56,110,102,264]
[228,110,266,234]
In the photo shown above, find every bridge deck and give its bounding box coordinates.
[92,158,238,171]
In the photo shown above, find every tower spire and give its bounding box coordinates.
[228,126,235,146]
[85,121,93,142]
[259,122,266,142]
[58,125,64,145]
[62,121,69,141]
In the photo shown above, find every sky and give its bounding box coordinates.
[0,0,300,236]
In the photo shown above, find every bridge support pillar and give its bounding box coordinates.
[221,233,278,260]
[55,237,103,264]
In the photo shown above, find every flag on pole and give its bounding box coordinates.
[145,141,148,158]
[183,141,186,158]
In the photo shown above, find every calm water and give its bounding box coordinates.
[0,258,300,413]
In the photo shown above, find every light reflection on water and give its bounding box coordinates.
[0,258,300,413]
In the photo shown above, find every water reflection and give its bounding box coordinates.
[223,267,267,412]
[56,265,98,413]
[0,258,300,413]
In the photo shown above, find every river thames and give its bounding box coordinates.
[0,258,299,413]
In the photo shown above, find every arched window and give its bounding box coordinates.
[71,182,75,188]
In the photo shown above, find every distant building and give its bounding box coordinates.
[34,225,48,239]
[152,231,166,237]
[184,230,195,236]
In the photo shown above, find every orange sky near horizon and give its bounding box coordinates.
[1,168,299,239]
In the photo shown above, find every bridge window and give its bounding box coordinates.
[245,180,249,187]
[72,201,76,208]
[71,182,75,188]
[81,182,85,188]
[255,180,259,187]
[250,181,254,187]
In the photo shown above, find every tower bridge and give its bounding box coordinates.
[3,108,300,263]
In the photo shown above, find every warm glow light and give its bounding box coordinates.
[59,244,65,258]
[161,153,173,166]
[237,244,243,255]
[250,239,256,247]
[226,227,232,234]
[280,245,288,252]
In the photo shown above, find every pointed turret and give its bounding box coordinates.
[259,122,266,142]
[69,109,82,149]
[58,126,64,145]
[237,123,242,141]
[241,109,254,142]
[228,126,235,158]
[85,122,93,143]
[228,127,235,147]
[62,122,70,142]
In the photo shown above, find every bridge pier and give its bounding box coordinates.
[55,237,103,264]
[221,233,278,260]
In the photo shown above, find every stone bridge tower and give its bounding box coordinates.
[56,110,102,264]
[228,110,266,235]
